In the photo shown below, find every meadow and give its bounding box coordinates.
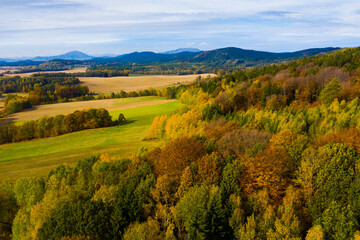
[0,100,183,181]
[79,73,215,93]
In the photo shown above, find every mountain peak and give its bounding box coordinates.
[32,51,93,61]
[162,48,202,54]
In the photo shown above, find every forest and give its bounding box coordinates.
[2,47,360,239]
[0,73,92,116]
[0,73,90,105]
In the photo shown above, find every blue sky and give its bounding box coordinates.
[1,0,360,58]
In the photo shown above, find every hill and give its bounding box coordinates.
[97,51,199,64]
[162,48,202,54]
[92,47,339,66]
[191,47,340,64]
[31,51,93,61]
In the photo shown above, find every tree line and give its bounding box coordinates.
[87,63,210,76]
[0,108,126,144]
[0,73,80,93]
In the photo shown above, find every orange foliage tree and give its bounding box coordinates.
[314,128,360,154]
[197,153,223,185]
[241,145,295,201]
[146,137,206,180]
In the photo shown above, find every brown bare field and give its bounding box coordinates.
[80,74,216,93]
[5,67,87,77]
[1,98,174,123]
[0,66,18,74]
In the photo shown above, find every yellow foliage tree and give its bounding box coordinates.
[144,115,168,139]
[305,225,325,240]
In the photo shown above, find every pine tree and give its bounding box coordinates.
[205,187,229,239]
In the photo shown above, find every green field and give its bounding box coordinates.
[128,74,176,77]
[113,96,166,105]
[0,101,182,181]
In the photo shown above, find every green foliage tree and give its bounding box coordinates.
[13,177,45,210]
[310,144,358,221]
[37,200,113,240]
[319,78,342,106]
[204,187,229,239]
[174,185,209,240]
[0,183,19,240]
[349,175,360,223]
[317,201,358,240]
[118,113,127,125]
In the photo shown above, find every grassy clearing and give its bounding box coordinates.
[3,92,28,97]
[128,74,176,77]
[113,96,165,105]
[79,73,215,93]
[0,101,182,181]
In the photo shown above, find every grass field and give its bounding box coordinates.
[79,73,215,93]
[128,74,177,77]
[0,101,183,181]
[1,96,172,124]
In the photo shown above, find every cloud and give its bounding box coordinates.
[1,0,360,57]
[259,11,294,16]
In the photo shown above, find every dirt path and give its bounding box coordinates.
[80,74,215,93]
[1,98,174,123]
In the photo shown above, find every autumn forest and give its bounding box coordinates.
[2,47,360,240]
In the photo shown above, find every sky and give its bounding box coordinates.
[1,0,360,58]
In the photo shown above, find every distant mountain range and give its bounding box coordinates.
[0,47,341,67]
[0,48,201,63]
[0,51,92,63]
[93,47,340,66]
[192,47,335,62]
